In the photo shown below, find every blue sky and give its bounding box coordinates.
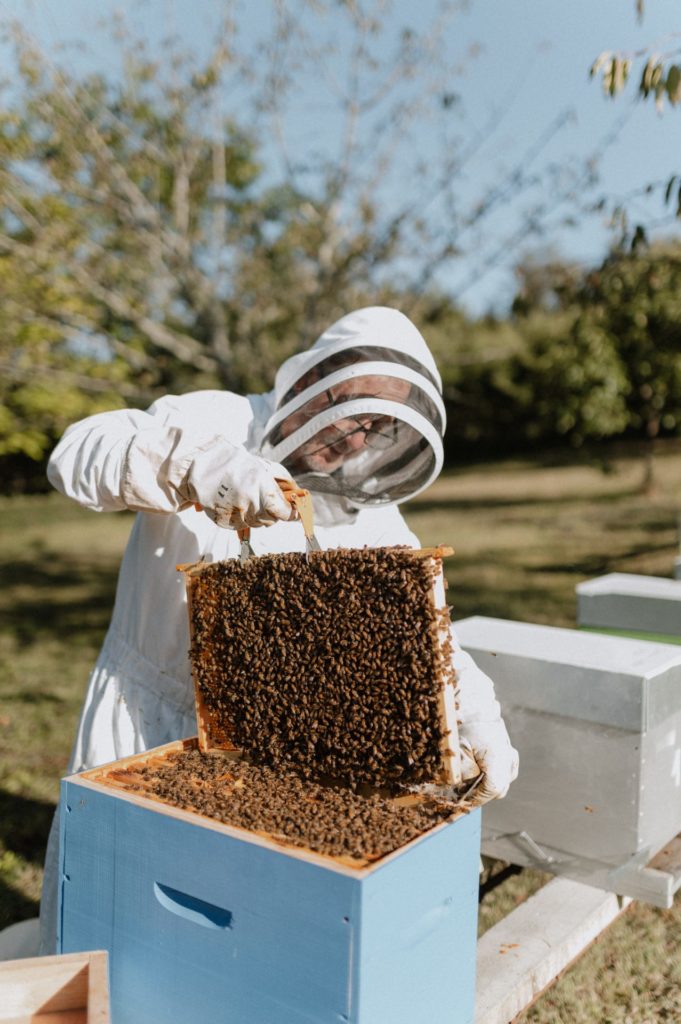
[1,0,679,315]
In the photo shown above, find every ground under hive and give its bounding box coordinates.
[102,748,456,862]
[187,547,455,787]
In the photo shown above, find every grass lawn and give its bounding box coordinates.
[1,443,681,1021]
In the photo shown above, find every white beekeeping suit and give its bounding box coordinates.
[35,305,517,955]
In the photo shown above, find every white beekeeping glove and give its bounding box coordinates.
[181,442,295,530]
[451,638,519,803]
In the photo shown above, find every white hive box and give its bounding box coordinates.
[577,572,681,642]
[455,616,681,906]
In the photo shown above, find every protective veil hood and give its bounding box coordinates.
[258,306,445,511]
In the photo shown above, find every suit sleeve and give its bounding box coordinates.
[46,393,247,514]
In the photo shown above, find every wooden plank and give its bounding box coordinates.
[21,1011,86,1023]
[185,572,212,752]
[19,1012,86,1023]
[0,951,109,1022]
[648,833,681,878]
[404,545,454,559]
[475,877,631,1024]
[0,958,86,1017]
[81,738,198,781]
[85,951,110,1024]
[176,546,454,575]
[429,561,463,788]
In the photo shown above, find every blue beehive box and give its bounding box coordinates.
[58,739,481,1024]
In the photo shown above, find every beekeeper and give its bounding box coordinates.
[38,305,518,952]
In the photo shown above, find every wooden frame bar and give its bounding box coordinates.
[178,546,464,789]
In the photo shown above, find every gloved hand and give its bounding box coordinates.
[181,442,296,530]
[459,720,519,802]
[452,636,519,803]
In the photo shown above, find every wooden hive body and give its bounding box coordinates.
[58,740,481,1024]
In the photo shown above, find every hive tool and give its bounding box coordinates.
[237,477,321,565]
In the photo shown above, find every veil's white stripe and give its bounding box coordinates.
[266,361,446,436]
[263,397,443,470]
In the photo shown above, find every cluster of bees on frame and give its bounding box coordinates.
[189,547,456,788]
[121,748,455,861]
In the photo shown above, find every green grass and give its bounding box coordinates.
[0,497,133,927]
[1,444,681,1021]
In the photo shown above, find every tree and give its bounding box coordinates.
[0,248,132,483]
[470,245,681,479]
[0,3,589,479]
[444,301,629,455]
[572,244,681,486]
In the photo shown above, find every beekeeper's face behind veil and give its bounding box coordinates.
[259,307,445,519]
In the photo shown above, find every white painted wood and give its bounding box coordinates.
[455,617,681,891]
[481,829,677,908]
[455,616,681,731]
[577,572,681,636]
[475,878,630,1024]
[578,572,681,601]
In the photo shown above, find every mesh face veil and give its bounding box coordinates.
[259,307,446,507]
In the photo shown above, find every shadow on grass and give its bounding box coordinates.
[0,880,40,930]
[530,556,611,577]
[0,557,119,647]
[533,538,675,576]
[0,789,55,865]
[446,584,569,624]
[407,487,642,515]
[443,556,580,625]
[1,692,66,705]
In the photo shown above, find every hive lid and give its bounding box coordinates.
[180,546,465,788]
[455,615,681,732]
[576,572,681,637]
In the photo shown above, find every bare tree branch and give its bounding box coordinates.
[0,232,217,371]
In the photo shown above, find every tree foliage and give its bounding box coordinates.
[589,3,681,226]
[442,244,681,459]
[575,245,681,443]
[3,5,679,486]
[1,3,591,478]
[590,50,681,113]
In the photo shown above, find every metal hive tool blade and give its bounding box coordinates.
[233,481,321,565]
[237,528,255,565]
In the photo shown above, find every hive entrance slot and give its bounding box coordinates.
[153,882,233,930]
